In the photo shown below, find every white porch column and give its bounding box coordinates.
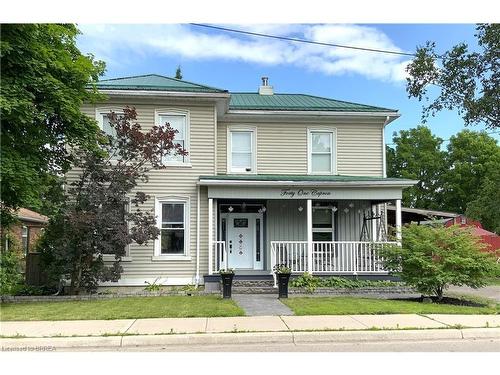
[208,198,213,275]
[395,199,402,245]
[307,199,313,274]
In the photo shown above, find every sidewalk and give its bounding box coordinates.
[2,314,499,338]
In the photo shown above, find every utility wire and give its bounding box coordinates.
[190,23,419,58]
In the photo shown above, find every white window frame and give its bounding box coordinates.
[102,198,132,262]
[96,107,124,162]
[153,196,191,261]
[155,109,191,167]
[307,128,337,175]
[21,225,29,255]
[312,204,335,241]
[227,126,257,174]
[96,107,124,133]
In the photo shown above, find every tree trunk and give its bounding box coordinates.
[435,286,444,301]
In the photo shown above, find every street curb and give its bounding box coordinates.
[122,331,293,347]
[1,336,122,349]
[2,328,499,350]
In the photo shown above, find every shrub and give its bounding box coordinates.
[290,273,321,293]
[0,250,24,295]
[381,223,497,300]
[289,273,402,292]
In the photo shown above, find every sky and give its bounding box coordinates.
[77,23,499,147]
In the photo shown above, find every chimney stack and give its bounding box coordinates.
[258,76,274,95]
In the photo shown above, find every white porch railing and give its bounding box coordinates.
[270,241,397,277]
[212,240,228,273]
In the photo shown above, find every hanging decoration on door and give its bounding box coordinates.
[238,233,244,255]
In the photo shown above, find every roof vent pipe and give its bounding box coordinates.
[259,76,274,95]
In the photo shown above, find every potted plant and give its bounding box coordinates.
[274,264,292,298]
[219,268,235,299]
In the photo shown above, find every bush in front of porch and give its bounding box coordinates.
[381,223,498,301]
[289,273,404,293]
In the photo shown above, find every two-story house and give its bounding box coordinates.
[83,74,415,290]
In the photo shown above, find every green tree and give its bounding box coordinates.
[381,223,497,300]
[465,168,500,234]
[0,24,105,227]
[386,126,446,209]
[441,130,500,214]
[406,24,499,129]
[175,65,183,79]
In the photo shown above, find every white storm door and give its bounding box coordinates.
[227,215,255,269]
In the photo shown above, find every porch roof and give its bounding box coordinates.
[199,174,417,187]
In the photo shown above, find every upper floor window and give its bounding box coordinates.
[308,129,336,174]
[228,128,256,174]
[156,110,190,164]
[97,110,123,160]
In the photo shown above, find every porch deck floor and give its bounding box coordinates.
[232,294,294,316]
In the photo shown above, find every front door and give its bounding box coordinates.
[222,213,263,270]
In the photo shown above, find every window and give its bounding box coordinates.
[101,113,117,137]
[228,128,256,173]
[21,226,29,254]
[312,203,335,241]
[98,111,123,160]
[155,198,189,257]
[309,130,336,174]
[157,111,189,164]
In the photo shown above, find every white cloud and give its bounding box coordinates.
[77,24,412,83]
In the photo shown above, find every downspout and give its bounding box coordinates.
[382,115,390,240]
[382,115,389,178]
[195,184,201,287]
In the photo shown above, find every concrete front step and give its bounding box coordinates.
[232,287,277,294]
[233,280,275,288]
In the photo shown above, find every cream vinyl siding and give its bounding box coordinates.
[217,119,384,176]
[72,100,216,281]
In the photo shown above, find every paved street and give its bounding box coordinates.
[66,338,500,352]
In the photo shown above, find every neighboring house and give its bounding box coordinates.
[386,206,500,254]
[79,74,416,288]
[3,208,48,255]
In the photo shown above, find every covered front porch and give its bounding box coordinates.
[200,175,415,284]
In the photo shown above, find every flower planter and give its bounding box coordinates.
[277,273,291,299]
[220,273,234,299]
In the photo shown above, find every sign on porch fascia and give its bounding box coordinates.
[279,188,332,199]
[207,186,403,200]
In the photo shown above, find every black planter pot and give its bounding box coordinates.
[277,273,291,298]
[220,273,234,299]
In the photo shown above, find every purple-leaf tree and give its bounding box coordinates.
[39,107,186,294]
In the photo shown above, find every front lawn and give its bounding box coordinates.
[0,295,245,321]
[282,297,499,315]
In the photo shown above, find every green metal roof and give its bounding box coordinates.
[95,74,228,93]
[200,174,414,183]
[228,93,396,112]
[94,74,396,112]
